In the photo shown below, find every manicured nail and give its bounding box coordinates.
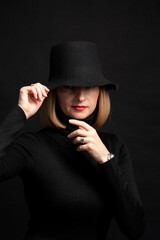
[69,119,75,122]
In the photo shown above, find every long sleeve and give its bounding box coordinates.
[0,105,36,182]
[97,134,145,240]
[0,106,27,158]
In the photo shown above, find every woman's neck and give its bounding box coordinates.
[55,105,98,134]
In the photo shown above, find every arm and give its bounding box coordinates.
[0,83,50,182]
[0,105,27,158]
[97,134,145,240]
[63,117,145,239]
[0,106,36,182]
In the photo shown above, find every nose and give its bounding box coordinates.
[75,87,86,102]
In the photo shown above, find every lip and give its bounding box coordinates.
[72,106,87,111]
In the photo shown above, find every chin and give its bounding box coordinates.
[70,112,89,120]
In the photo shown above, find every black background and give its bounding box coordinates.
[0,0,160,239]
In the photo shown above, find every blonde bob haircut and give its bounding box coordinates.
[40,86,111,130]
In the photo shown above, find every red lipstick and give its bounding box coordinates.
[72,106,87,111]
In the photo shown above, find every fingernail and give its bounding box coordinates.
[69,119,74,122]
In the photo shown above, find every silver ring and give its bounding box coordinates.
[80,137,84,144]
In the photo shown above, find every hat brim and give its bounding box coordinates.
[45,77,119,92]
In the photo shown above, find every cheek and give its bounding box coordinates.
[92,90,100,105]
[57,94,72,110]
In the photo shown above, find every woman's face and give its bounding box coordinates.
[56,86,100,119]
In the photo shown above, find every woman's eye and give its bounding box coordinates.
[64,86,73,89]
[62,86,96,90]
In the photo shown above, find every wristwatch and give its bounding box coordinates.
[107,152,114,161]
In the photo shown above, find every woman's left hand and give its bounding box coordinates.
[67,119,110,164]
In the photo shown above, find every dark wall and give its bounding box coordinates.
[0,1,159,239]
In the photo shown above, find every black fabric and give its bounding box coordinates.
[46,41,119,91]
[0,106,145,240]
[55,102,98,133]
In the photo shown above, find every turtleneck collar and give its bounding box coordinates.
[55,105,98,136]
[44,105,98,149]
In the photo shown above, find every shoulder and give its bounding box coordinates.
[13,127,49,141]
[11,127,57,149]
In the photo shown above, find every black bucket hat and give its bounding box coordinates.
[46,41,119,91]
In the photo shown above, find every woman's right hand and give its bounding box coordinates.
[18,82,50,119]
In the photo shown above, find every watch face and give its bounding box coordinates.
[109,153,114,160]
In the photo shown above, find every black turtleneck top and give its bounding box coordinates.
[0,105,145,240]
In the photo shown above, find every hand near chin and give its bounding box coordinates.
[67,119,110,164]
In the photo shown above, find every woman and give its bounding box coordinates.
[0,41,145,239]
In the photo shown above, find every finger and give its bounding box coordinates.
[69,119,93,131]
[31,85,48,101]
[76,144,89,152]
[67,129,89,139]
[37,83,50,93]
[72,136,88,144]
[42,91,48,98]
[31,83,50,93]
[27,87,38,100]
[34,86,44,101]
[36,84,49,98]
[41,84,50,92]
